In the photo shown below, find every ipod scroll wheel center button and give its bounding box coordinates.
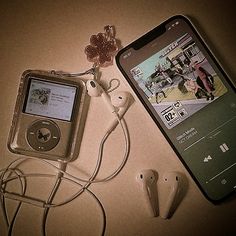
[37,128,51,143]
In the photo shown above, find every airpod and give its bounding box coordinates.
[160,171,181,219]
[136,169,158,217]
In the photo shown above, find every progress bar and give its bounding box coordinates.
[206,162,236,184]
[184,116,236,152]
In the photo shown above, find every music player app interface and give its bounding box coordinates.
[24,79,77,121]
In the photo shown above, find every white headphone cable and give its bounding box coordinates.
[41,162,67,236]
[1,173,106,236]
[0,111,130,235]
[0,168,26,236]
[0,119,113,235]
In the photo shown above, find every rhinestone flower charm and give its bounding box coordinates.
[85,26,119,67]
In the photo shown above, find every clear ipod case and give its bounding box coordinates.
[8,70,90,162]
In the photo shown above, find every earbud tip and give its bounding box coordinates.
[86,80,103,97]
[111,91,129,107]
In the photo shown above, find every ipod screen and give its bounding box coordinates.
[24,78,77,121]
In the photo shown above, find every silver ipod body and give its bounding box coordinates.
[8,70,89,162]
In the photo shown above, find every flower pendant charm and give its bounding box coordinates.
[85,25,119,67]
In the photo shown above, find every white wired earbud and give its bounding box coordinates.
[85,78,131,183]
[86,80,131,132]
[107,91,130,131]
[160,171,181,219]
[86,79,116,113]
[136,169,158,217]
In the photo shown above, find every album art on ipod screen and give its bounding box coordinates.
[130,33,228,129]
[24,79,77,121]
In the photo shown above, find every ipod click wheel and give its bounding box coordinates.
[27,120,60,151]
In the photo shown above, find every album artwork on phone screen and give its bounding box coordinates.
[130,33,228,129]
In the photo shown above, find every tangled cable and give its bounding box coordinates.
[0,104,130,236]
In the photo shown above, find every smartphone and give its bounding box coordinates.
[8,70,89,162]
[116,15,236,202]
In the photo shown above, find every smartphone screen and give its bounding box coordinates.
[116,15,236,201]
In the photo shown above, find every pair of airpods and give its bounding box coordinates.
[86,79,131,131]
[137,170,182,219]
